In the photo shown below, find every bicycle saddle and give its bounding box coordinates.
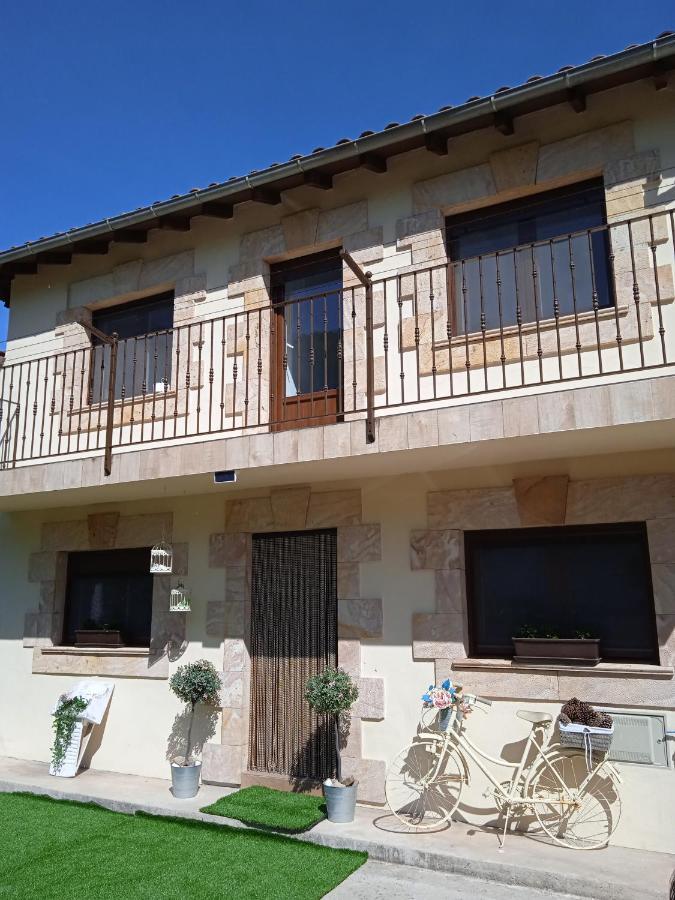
[517,709,553,724]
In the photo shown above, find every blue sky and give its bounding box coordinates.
[1,1,673,346]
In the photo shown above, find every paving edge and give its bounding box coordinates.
[0,779,667,900]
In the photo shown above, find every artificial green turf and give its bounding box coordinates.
[0,792,365,900]
[201,786,326,833]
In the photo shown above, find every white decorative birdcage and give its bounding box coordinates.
[150,541,173,574]
[169,581,191,612]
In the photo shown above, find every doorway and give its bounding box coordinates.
[248,529,338,781]
[271,250,343,430]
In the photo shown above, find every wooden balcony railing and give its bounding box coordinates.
[1,208,674,473]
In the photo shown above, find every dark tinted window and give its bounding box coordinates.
[92,292,174,339]
[91,293,174,401]
[63,548,153,647]
[465,523,658,663]
[446,181,612,333]
[271,251,342,397]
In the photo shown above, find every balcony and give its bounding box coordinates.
[0,208,674,477]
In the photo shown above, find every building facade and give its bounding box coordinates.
[1,36,674,852]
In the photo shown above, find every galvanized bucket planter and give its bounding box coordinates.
[323,781,358,823]
[171,761,201,799]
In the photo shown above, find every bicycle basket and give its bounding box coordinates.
[558,720,614,753]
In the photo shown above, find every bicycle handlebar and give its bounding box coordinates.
[466,694,492,707]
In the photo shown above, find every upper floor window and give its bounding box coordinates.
[91,292,174,401]
[62,548,153,647]
[446,180,613,334]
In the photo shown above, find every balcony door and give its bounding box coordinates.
[271,250,343,429]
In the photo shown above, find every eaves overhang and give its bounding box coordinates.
[1,32,674,306]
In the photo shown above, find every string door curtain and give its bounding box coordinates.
[248,529,337,781]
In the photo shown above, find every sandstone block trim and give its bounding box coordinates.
[206,485,385,798]
[411,474,675,701]
[26,511,181,678]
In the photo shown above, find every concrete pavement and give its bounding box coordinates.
[329,861,581,899]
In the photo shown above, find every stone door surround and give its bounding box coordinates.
[203,485,387,803]
[410,474,675,709]
[25,511,188,679]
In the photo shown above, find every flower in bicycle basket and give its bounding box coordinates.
[422,681,457,710]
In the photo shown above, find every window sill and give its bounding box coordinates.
[453,658,674,679]
[43,646,151,658]
[33,645,167,679]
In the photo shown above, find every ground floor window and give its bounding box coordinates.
[464,523,658,663]
[62,548,153,647]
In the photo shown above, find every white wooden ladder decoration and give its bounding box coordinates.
[49,680,115,778]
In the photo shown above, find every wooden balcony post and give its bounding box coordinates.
[340,250,376,444]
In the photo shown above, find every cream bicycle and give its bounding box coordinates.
[385,693,622,850]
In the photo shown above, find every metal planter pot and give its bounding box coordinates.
[171,761,201,799]
[323,781,358,823]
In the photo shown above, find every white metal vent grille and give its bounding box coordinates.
[599,711,668,767]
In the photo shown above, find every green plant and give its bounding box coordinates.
[305,667,358,783]
[574,629,593,640]
[543,627,560,639]
[51,695,88,772]
[517,624,539,638]
[169,659,221,765]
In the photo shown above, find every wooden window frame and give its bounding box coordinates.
[270,249,344,431]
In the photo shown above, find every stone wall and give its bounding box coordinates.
[410,474,675,708]
[202,485,387,803]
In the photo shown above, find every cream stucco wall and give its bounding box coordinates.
[1,449,674,852]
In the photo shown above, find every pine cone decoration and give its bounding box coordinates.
[560,697,612,728]
[561,697,584,722]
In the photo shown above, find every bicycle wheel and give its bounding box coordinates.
[385,739,464,830]
[527,747,620,850]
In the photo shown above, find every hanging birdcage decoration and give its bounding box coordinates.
[150,541,173,574]
[169,581,191,612]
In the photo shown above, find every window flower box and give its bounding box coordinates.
[512,637,600,665]
[74,629,124,648]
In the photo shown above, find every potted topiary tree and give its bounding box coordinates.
[305,666,359,823]
[168,659,221,798]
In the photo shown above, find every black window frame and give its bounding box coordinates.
[89,291,175,403]
[464,522,659,664]
[445,179,609,248]
[444,179,614,334]
[62,547,154,648]
[91,291,175,342]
